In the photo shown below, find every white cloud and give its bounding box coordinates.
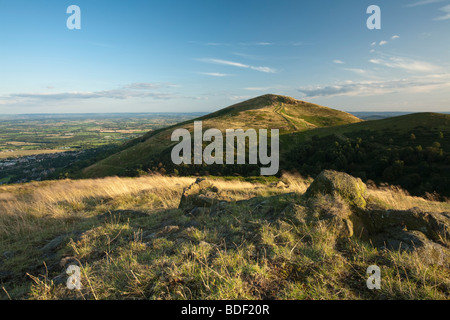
[344,68,369,75]
[189,41,231,46]
[199,58,276,73]
[406,0,446,7]
[198,72,231,77]
[0,83,180,105]
[229,95,253,101]
[379,41,388,46]
[240,42,274,46]
[243,85,285,91]
[369,56,440,73]
[391,35,400,40]
[297,74,450,98]
[435,4,450,20]
[333,60,345,64]
[371,42,377,46]
[123,82,176,89]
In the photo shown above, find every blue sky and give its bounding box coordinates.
[0,0,449,114]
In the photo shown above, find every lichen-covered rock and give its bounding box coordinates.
[306,193,354,238]
[305,170,367,208]
[179,178,224,214]
[354,208,450,243]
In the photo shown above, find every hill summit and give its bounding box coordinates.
[81,94,362,178]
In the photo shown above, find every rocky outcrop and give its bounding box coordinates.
[179,178,229,216]
[353,208,450,256]
[304,170,450,258]
[304,170,367,208]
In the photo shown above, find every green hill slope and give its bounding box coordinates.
[81,94,361,178]
[283,112,450,197]
[292,112,450,141]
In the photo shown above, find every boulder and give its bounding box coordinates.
[305,170,367,208]
[304,171,450,258]
[179,178,226,215]
[354,208,450,243]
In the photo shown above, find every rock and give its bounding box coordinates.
[209,201,230,217]
[179,178,226,213]
[41,231,82,252]
[303,171,450,256]
[306,193,354,238]
[41,235,69,253]
[190,207,211,216]
[354,209,450,243]
[353,208,450,257]
[305,170,367,208]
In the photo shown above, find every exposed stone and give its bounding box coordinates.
[354,208,450,243]
[303,171,449,256]
[41,231,82,253]
[305,170,367,208]
[179,178,229,215]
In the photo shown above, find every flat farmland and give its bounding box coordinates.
[0,113,204,155]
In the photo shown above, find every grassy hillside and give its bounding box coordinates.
[282,112,450,197]
[0,174,449,300]
[291,112,450,142]
[80,94,361,178]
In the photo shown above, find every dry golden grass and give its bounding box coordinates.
[1,173,449,300]
[1,174,448,238]
[367,185,450,213]
[0,175,306,237]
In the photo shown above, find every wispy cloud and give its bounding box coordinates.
[0,83,179,105]
[333,60,345,64]
[406,0,446,7]
[229,95,253,101]
[344,68,369,75]
[197,72,231,77]
[435,4,450,20]
[391,35,400,40]
[239,42,274,46]
[379,41,388,46]
[298,75,450,98]
[199,58,276,73]
[123,82,177,89]
[188,41,231,46]
[243,85,285,91]
[369,56,440,73]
